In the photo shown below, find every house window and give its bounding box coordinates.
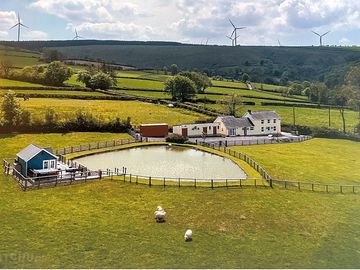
[250,127,254,130]
[273,119,276,123]
[43,160,49,169]
[267,127,270,131]
[50,160,56,169]
[261,120,264,124]
[261,127,264,132]
[229,129,236,136]
[274,126,277,131]
[267,119,271,123]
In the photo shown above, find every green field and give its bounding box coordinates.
[0,133,360,268]
[0,78,43,87]
[0,89,110,97]
[0,46,41,68]
[18,98,207,127]
[207,103,359,132]
[232,138,360,184]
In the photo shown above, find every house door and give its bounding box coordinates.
[213,127,217,135]
[203,127,207,134]
[243,127,247,136]
[182,128,188,137]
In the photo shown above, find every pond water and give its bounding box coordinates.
[74,145,247,179]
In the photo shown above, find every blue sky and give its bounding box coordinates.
[0,0,359,46]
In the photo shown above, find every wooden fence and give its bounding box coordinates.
[54,138,136,156]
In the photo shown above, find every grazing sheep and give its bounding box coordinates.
[184,229,192,242]
[154,206,166,223]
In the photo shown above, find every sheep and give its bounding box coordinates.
[184,229,192,242]
[154,206,166,223]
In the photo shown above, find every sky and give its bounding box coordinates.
[0,0,359,46]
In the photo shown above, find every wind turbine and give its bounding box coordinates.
[73,29,83,40]
[229,19,246,46]
[278,39,282,47]
[9,13,29,42]
[311,30,330,46]
[226,35,235,46]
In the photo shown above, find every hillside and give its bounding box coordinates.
[1,40,359,86]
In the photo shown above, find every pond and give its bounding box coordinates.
[74,145,247,180]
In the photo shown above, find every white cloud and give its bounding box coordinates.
[28,0,360,45]
[0,11,17,28]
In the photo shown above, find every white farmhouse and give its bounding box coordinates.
[214,116,253,136]
[172,122,220,137]
[243,110,281,135]
[172,110,281,137]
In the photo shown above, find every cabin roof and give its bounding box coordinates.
[17,144,56,162]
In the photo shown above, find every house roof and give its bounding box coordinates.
[245,110,280,120]
[17,144,57,162]
[216,116,254,129]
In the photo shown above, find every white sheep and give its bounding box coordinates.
[154,206,166,222]
[184,229,193,242]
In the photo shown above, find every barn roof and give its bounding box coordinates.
[246,110,280,120]
[216,116,254,129]
[17,144,56,162]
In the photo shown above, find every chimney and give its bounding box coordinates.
[248,110,252,114]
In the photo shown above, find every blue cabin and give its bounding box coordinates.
[16,144,58,177]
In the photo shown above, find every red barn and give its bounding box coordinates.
[140,123,169,137]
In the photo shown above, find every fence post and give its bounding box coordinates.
[353,186,355,193]
[194,178,197,188]
[226,179,228,188]
[284,181,287,189]
[312,183,314,191]
[149,176,152,187]
[130,174,132,183]
[326,185,329,193]
[123,173,126,182]
[240,178,242,188]
[340,185,343,193]
[298,181,301,191]
[211,179,214,189]
[270,178,273,188]
[254,178,257,188]
[136,176,138,185]
[178,178,181,188]
[163,177,166,188]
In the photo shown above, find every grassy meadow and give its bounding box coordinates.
[0,133,360,268]
[18,98,207,127]
[232,138,360,184]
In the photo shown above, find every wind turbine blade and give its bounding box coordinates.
[321,31,330,37]
[9,24,19,30]
[20,23,29,28]
[229,19,235,28]
[311,30,320,36]
[230,29,235,37]
[236,27,246,30]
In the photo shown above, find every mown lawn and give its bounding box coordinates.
[18,98,207,127]
[0,46,41,68]
[231,138,360,184]
[0,78,43,87]
[0,89,110,97]
[0,133,360,268]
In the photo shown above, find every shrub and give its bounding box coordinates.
[166,134,188,144]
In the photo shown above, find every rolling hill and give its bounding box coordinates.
[1,40,359,86]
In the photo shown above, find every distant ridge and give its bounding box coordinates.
[0,40,185,51]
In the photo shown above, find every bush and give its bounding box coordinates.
[166,134,188,144]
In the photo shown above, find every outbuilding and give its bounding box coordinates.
[173,122,220,137]
[140,123,169,137]
[15,144,58,177]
